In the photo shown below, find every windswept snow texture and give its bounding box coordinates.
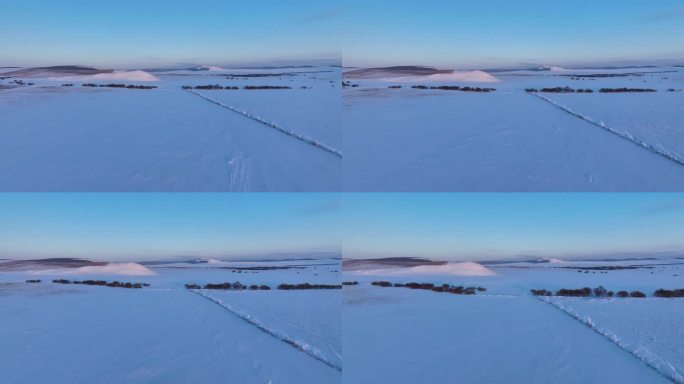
[343,66,684,191]
[0,67,340,191]
[343,258,684,384]
[0,258,341,384]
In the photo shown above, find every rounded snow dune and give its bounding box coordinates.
[383,70,499,83]
[34,262,156,276]
[354,261,496,276]
[50,70,160,82]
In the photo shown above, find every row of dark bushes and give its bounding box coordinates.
[52,279,149,289]
[277,283,341,290]
[342,281,359,285]
[342,81,359,88]
[410,85,496,92]
[526,86,657,93]
[189,282,271,290]
[82,83,157,89]
[371,281,486,295]
[183,85,292,90]
[25,279,41,283]
[529,285,677,298]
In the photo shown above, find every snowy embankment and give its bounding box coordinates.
[194,289,342,371]
[531,92,684,167]
[544,297,684,384]
[350,261,495,276]
[189,90,342,157]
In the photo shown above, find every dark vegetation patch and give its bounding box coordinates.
[82,83,156,89]
[531,285,648,298]
[653,288,684,298]
[243,85,291,90]
[25,279,41,283]
[388,85,402,89]
[277,283,341,290]
[371,281,486,295]
[61,83,73,87]
[599,88,656,93]
[201,281,269,290]
[189,84,239,90]
[411,85,496,92]
[52,279,148,289]
[342,281,359,285]
[342,81,359,88]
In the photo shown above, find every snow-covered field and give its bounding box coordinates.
[343,66,684,191]
[0,257,342,383]
[0,67,341,191]
[343,257,684,384]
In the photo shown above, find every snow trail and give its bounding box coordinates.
[188,90,342,158]
[538,297,682,384]
[529,92,684,169]
[189,289,342,372]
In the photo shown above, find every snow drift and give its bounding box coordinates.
[383,70,499,83]
[34,262,156,276]
[353,261,496,276]
[50,70,160,82]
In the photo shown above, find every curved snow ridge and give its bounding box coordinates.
[191,290,342,372]
[542,298,683,384]
[32,262,156,276]
[382,70,499,83]
[352,261,496,276]
[530,93,684,168]
[50,70,160,82]
[189,90,342,158]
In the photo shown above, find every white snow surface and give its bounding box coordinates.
[351,261,496,276]
[343,258,684,384]
[50,70,160,82]
[0,259,341,383]
[32,262,156,276]
[343,66,684,191]
[382,70,499,83]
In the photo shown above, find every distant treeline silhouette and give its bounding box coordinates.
[410,85,496,92]
[371,281,487,295]
[183,85,292,90]
[195,281,270,290]
[25,279,41,283]
[531,285,655,298]
[82,83,156,89]
[526,86,657,93]
[342,281,359,285]
[277,283,342,290]
[52,279,149,289]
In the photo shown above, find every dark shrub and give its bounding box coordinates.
[616,290,630,298]
[277,283,342,290]
[25,279,41,283]
[556,287,592,297]
[342,281,359,286]
[243,85,291,90]
[52,279,72,284]
[531,289,553,296]
[388,85,402,89]
[653,288,684,298]
[593,286,608,297]
[371,281,392,287]
[525,88,538,93]
[411,85,429,89]
[259,285,271,290]
[630,291,646,298]
[62,84,74,87]
[185,284,201,289]
[599,88,656,93]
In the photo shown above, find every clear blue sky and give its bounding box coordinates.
[0,194,340,261]
[344,0,684,68]
[1,0,339,68]
[343,194,684,260]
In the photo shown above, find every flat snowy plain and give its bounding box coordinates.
[343,66,684,191]
[0,67,340,191]
[343,258,684,384]
[0,257,341,384]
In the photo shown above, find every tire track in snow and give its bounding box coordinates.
[529,92,684,169]
[188,289,342,372]
[536,297,682,384]
[188,90,342,158]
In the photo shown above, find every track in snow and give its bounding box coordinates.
[189,289,342,372]
[537,297,682,384]
[188,90,342,158]
[529,92,684,169]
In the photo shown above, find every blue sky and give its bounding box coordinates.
[1,0,339,68]
[344,0,684,68]
[342,194,684,260]
[0,194,340,261]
